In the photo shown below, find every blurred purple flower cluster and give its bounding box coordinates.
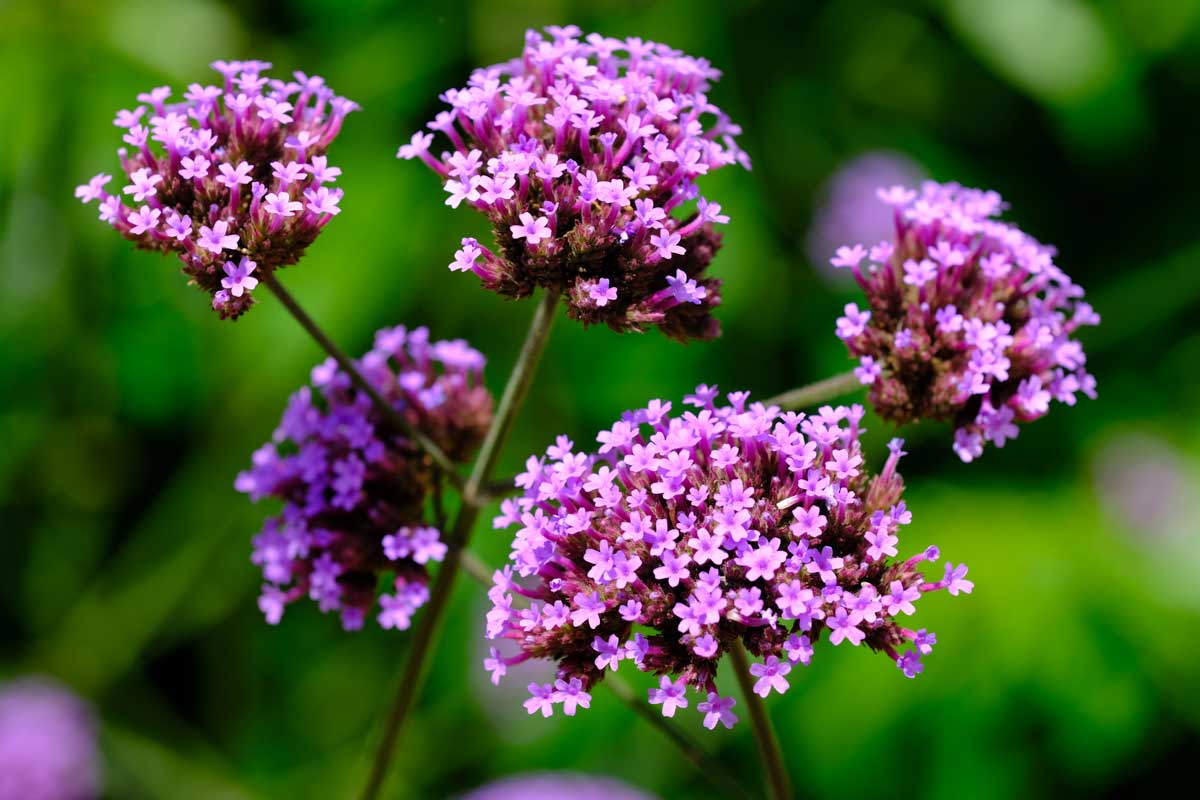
[458,771,657,800]
[0,678,100,800]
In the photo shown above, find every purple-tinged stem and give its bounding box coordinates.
[260,269,465,489]
[730,641,792,800]
[765,370,860,411]
[358,288,559,800]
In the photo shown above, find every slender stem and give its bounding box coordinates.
[456,550,747,797]
[606,675,749,800]
[457,288,560,511]
[729,642,792,800]
[357,289,559,800]
[432,475,447,530]
[261,270,465,488]
[765,370,860,411]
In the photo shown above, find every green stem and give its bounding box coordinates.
[606,675,749,799]
[261,269,465,489]
[765,370,860,411]
[357,289,559,800]
[729,642,792,800]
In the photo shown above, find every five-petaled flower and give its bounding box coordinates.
[749,656,792,697]
[221,257,259,298]
[648,676,690,717]
[198,220,239,254]
[510,212,552,246]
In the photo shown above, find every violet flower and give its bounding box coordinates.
[832,181,1099,461]
[237,327,492,630]
[0,677,101,800]
[399,25,750,342]
[75,61,358,318]
[484,388,969,725]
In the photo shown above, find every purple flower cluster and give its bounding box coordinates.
[483,388,970,726]
[237,326,493,631]
[832,181,1099,461]
[75,60,357,318]
[0,678,100,800]
[399,25,750,341]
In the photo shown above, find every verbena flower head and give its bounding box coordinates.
[0,677,101,800]
[484,388,969,725]
[399,25,750,342]
[237,327,492,631]
[460,772,657,800]
[833,181,1099,461]
[75,60,358,319]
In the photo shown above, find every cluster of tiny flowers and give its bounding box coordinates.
[399,25,749,342]
[236,327,492,631]
[0,678,100,800]
[75,60,357,318]
[483,388,970,726]
[832,181,1099,461]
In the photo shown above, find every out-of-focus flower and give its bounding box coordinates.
[457,772,658,800]
[400,25,750,342]
[806,151,925,286]
[484,388,968,725]
[832,181,1099,461]
[1092,432,1196,539]
[0,678,100,800]
[237,327,492,631]
[75,61,357,318]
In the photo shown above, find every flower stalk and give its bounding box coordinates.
[606,675,749,800]
[730,641,792,800]
[460,550,748,798]
[765,369,859,411]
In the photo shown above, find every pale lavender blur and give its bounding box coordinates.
[458,771,659,800]
[805,151,926,285]
[0,677,100,800]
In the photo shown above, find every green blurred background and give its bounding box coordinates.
[2,0,1199,797]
